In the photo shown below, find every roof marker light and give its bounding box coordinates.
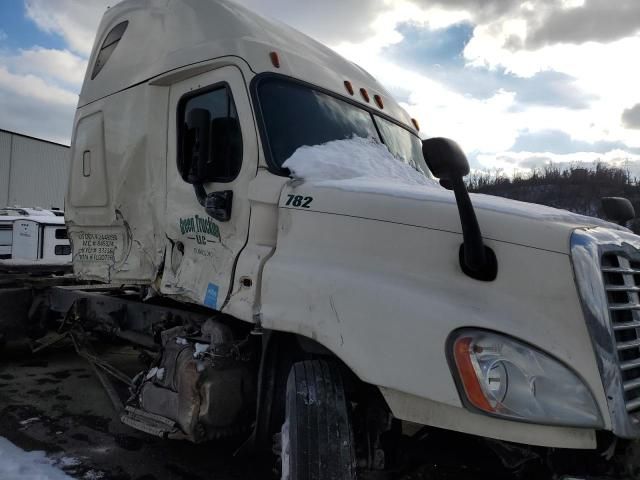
[374,94,384,109]
[269,51,280,68]
[344,80,354,95]
[411,118,420,131]
[360,88,370,103]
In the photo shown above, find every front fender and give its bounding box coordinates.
[260,204,606,448]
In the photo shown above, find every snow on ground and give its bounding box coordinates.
[282,136,441,190]
[0,436,74,480]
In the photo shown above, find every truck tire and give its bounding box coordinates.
[281,360,356,480]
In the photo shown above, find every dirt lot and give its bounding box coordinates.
[0,314,614,480]
[0,340,253,480]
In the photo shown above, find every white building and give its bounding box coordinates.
[0,129,70,209]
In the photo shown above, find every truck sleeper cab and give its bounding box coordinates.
[62,0,640,478]
[0,207,71,272]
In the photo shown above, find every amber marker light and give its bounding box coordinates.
[453,336,494,413]
[344,80,354,95]
[269,51,280,68]
[374,94,384,109]
[360,88,370,103]
[411,118,420,131]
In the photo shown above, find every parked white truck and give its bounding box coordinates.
[0,207,71,272]
[53,0,640,477]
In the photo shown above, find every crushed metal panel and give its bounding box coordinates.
[66,84,169,284]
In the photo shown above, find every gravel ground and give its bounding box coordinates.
[0,340,254,480]
[0,338,612,480]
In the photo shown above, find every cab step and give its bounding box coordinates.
[119,406,185,439]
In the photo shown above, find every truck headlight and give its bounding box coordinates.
[449,330,602,428]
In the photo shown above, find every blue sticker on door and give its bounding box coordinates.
[204,283,219,309]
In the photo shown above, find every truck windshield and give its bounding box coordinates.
[257,78,430,177]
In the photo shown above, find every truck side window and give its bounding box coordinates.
[91,21,128,79]
[177,85,242,184]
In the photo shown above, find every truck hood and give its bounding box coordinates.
[284,178,624,254]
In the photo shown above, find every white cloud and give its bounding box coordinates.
[0,64,76,143]
[24,0,113,56]
[0,1,98,142]
[236,0,390,44]
[0,66,77,107]
[463,26,640,150]
[623,104,640,130]
[2,47,87,87]
[474,149,640,178]
[333,0,640,171]
[0,47,81,143]
[2,0,638,173]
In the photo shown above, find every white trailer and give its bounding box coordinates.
[0,207,71,272]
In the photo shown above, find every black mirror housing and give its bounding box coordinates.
[422,137,470,181]
[602,197,635,226]
[421,137,497,281]
[194,186,233,222]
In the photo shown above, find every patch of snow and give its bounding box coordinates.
[175,337,188,345]
[282,137,440,190]
[193,343,209,359]
[83,469,105,480]
[19,417,40,426]
[145,367,158,380]
[471,192,625,228]
[53,456,82,468]
[155,368,165,381]
[281,137,622,229]
[0,436,73,480]
[280,418,290,480]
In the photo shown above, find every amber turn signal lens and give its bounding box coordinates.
[453,336,494,413]
[269,51,280,68]
[344,80,354,95]
[374,94,384,109]
[411,118,420,131]
[360,88,370,103]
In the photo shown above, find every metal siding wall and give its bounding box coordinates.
[0,131,11,205]
[7,135,70,209]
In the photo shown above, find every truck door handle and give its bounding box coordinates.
[194,184,233,222]
[83,151,92,177]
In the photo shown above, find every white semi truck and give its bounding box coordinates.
[10,0,640,478]
[0,207,72,272]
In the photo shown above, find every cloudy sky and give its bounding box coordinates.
[0,0,639,175]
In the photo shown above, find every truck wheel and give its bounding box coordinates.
[280,360,356,480]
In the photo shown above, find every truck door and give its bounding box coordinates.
[161,66,258,310]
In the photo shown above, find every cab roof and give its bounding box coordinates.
[80,0,414,128]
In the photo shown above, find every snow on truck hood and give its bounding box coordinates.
[283,137,624,253]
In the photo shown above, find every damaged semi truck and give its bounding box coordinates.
[12,0,640,478]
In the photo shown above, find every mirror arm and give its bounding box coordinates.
[450,176,497,281]
[194,183,208,206]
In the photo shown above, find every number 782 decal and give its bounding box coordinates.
[284,194,313,209]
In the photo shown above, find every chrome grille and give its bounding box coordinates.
[602,253,640,413]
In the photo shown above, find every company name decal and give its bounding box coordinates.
[179,215,221,244]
